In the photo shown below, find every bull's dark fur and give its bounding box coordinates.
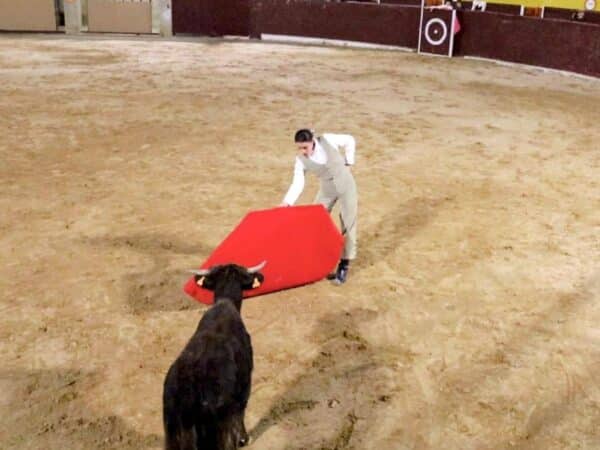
[163,264,264,450]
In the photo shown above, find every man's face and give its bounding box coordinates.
[296,140,314,157]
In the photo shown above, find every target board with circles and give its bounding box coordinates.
[418,8,457,57]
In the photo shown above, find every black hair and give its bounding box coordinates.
[294,129,314,143]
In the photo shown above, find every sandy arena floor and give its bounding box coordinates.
[0,34,599,450]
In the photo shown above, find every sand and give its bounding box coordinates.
[1,34,599,449]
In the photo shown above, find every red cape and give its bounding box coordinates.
[184,205,344,304]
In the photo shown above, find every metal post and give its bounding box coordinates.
[64,0,82,34]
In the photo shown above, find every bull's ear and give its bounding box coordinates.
[195,275,216,290]
[251,273,264,289]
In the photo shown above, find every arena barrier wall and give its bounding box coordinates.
[544,7,600,23]
[249,0,421,48]
[0,0,57,32]
[88,0,153,34]
[167,0,600,78]
[172,0,250,36]
[454,10,600,77]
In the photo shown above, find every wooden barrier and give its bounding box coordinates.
[250,0,420,48]
[88,0,152,34]
[173,0,250,36]
[170,0,600,78]
[455,9,600,77]
[0,0,57,32]
[544,7,600,23]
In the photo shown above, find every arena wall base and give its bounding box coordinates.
[260,33,414,52]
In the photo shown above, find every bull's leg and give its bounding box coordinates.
[164,422,197,450]
[177,427,198,450]
[236,383,251,447]
[164,405,193,450]
[216,411,249,449]
[216,414,238,450]
[235,410,249,447]
[164,431,179,450]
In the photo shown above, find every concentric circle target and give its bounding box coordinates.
[424,18,448,46]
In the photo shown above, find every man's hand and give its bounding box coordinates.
[279,202,290,207]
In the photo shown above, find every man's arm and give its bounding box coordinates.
[281,157,306,206]
[322,133,356,165]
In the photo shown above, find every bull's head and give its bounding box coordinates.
[189,261,266,292]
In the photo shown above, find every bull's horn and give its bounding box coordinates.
[247,261,267,273]
[189,268,211,276]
